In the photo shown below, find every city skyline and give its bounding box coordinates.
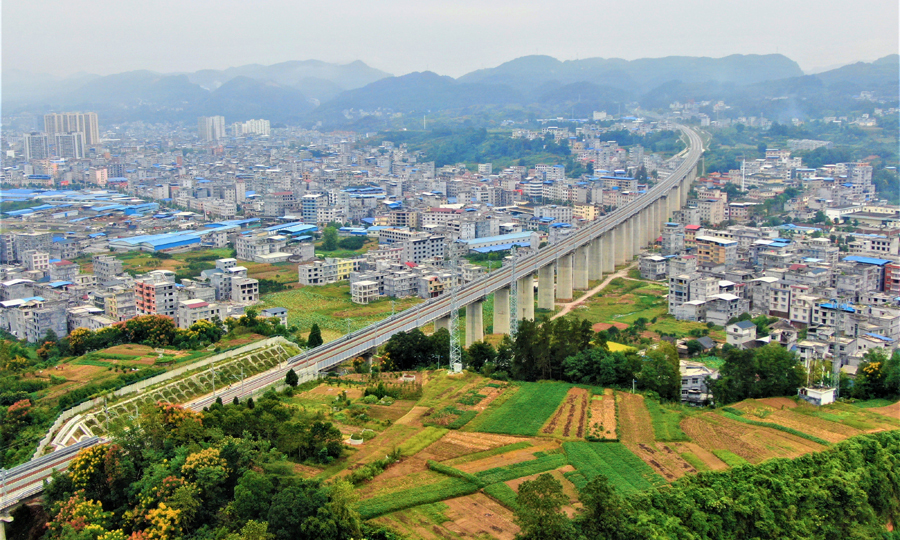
[3,0,897,79]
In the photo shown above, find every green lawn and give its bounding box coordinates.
[259,283,422,340]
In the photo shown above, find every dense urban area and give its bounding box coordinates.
[0,53,898,540]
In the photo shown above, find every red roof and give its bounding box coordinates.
[685,225,702,230]
[404,262,418,268]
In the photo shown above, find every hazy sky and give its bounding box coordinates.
[3,0,898,78]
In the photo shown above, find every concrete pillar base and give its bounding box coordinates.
[537,265,554,310]
[573,245,589,290]
[493,287,510,335]
[465,301,483,347]
[434,315,451,333]
[556,254,574,300]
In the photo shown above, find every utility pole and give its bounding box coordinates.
[449,257,461,371]
[210,362,216,398]
[509,246,519,337]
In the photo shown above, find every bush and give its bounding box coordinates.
[338,237,366,250]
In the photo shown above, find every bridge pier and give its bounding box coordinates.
[628,218,638,260]
[434,315,451,333]
[615,224,626,265]
[537,265,554,310]
[573,245,589,290]
[518,274,535,320]
[465,301,484,346]
[602,232,614,273]
[493,287,510,335]
[588,237,602,281]
[556,254,573,300]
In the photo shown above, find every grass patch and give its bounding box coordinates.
[720,412,829,446]
[447,411,477,429]
[483,482,519,510]
[711,449,749,468]
[680,452,709,472]
[563,442,667,494]
[474,382,571,436]
[475,453,568,485]
[850,398,897,409]
[607,342,637,352]
[427,460,484,486]
[357,477,478,519]
[644,399,690,442]
[444,441,533,467]
[398,427,448,456]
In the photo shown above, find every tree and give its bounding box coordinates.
[577,475,624,539]
[638,343,681,400]
[322,227,339,251]
[307,324,323,348]
[285,369,299,387]
[467,341,496,371]
[383,328,434,370]
[514,473,577,540]
[686,340,704,357]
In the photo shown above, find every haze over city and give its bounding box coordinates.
[3,0,898,78]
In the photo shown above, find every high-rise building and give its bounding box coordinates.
[23,132,50,160]
[231,119,270,137]
[55,132,86,159]
[44,112,100,145]
[198,116,226,141]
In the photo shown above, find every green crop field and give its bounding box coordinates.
[563,442,666,494]
[483,482,520,510]
[473,382,571,436]
[475,453,568,485]
[357,477,478,519]
[644,399,690,441]
[712,449,750,468]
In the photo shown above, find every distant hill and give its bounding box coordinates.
[309,71,522,124]
[184,59,391,102]
[2,54,895,127]
[458,54,804,95]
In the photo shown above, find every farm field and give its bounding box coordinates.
[250,370,898,538]
[467,382,571,436]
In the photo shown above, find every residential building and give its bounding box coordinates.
[260,307,288,326]
[198,116,226,141]
[726,320,757,348]
[23,132,50,160]
[176,299,222,329]
[695,236,737,269]
[640,255,668,280]
[134,271,178,317]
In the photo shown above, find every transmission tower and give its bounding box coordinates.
[831,296,845,398]
[509,246,519,337]
[448,257,462,371]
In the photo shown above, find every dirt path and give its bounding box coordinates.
[552,262,639,320]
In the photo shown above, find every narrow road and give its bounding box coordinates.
[551,261,639,320]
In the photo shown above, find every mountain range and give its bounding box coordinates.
[3,54,897,127]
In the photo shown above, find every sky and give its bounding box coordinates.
[3,0,898,78]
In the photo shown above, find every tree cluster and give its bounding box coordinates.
[709,343,805,405]
[514,431,900,540]
[35,396,400,540]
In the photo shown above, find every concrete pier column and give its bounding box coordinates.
[622,222,632,262]
[516,274,534,321]
[602,232,615,273]
[557,253,574,300]
[520,274,535,321]
[630,216,640,258]
[589,237,603,281]
[537,264,555,311]
[434,315,451,333]
[493,287,510,335]
[573,245,589,290]
[465,301,483,347]
[642,209,651,246]
[613,226,624,266]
